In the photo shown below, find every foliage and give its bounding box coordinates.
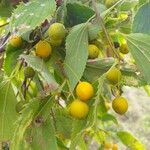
[0,0,149,150]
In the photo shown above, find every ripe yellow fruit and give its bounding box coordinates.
[120,43,129,54]
[112,96,128,115]
[88,44,99,59]
[49,38,62,47]
[69,99,89,119]
[112,144,118,150]
[9,36,22,48]
[106,67,121,85]
[35,40,52,58]
[48,23,66,40]
[76,81,94,102]
[104,143,113,149]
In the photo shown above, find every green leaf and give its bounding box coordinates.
[125,33,150,84]
[20,54,58,89]
[100,113,118,125]
[83,58,115,82]
[29,117,58,150]
[11,99,39,150]
[0,79,18,141]
[10,0,56,34]
[64,23,89,91]
[4,48,23,76]
[66,3,94,26]
[133,2,150,34]
[117,131,146,150]
[0,0,12,17]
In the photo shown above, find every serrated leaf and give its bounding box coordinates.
[29,117,58,150]
[125,33,150,84]
[10,99,39,150]
[10,0,56,34]
[20,54,58,89]
[64,23,89,91]
[4,49,23,76]
[0,79,18,141]
[83,58,115,82]
[117,131,146,150]
[133,2,150,34]
[66,3,94,26]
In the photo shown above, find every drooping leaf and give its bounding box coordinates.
[4,48,23,76]
[29,117,58,150]
[125,33,150,84]
[10,0,56,34]
[83,58,115,82]
[20,54,58,89]
[117,131,146,150]
[66,3,94,26]
[64,23,89,91]
[100,113,118,125]
[133,2,150,34]
[0,79,18,141]
[10,99,39,150]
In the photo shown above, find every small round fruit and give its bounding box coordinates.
[120,43,129,54]
[106,67,121,85]
[88,44,99,59]
[76,81,94,102]
[49,38,62,47]
[112,144,118,150]
[69,99,89,119]
[36,40,52,58]
[24,67,35,78]
[9,36,22,48]
[48,23,66,40]
[15,101,26,113]
[112,96,128,115]
[104,143,112,149]
[105,0,116,8]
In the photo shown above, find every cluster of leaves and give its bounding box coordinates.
[0,0,150,149]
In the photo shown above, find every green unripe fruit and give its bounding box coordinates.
[105,0,116,8]
[48,23,66,40]
[15,101,26,113]
[49,38,62,47]
[9,36,22,48]
[88,44,99,59]
[120,43,129,54]
[24,67,35,78]
[106,67,121,85]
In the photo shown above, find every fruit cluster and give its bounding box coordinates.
[104,143,118,150]
[69,81,94,119]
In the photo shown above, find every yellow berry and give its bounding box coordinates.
[120,43,129,54]
[48,23,66,40]
[49,38,62,47]
[112,96,128,115]
[76,81,94,102]
[35,40,52,58]
[112,144,118,150]
[9,36,22,48]
[104,143,113,149]
[69,99,89,119]
[88,44,99,59]
[106,67,121,85]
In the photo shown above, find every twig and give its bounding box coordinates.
[50,108,57,130]
[0,22,9,28]
[92,0,123,61]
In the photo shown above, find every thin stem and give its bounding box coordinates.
[92,0,123,61]
[0,22,9,28]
